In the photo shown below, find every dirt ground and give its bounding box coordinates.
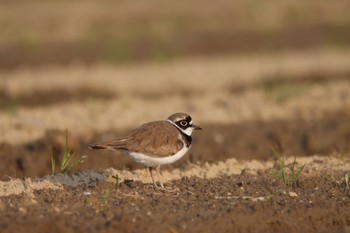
[1,49,350,232]
[1,157,350,233]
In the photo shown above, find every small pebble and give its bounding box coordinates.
[288,191,298,198]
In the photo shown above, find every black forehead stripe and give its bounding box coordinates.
[186,116,192,122]
[174,115,192,123]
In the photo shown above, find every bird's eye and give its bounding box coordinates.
[179,121,188,126]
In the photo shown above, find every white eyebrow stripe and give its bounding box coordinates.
[173,117,183,122]
[167,119,178,127]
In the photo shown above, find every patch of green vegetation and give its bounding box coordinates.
[50,130,87,175]
[50,148,56,175]
[18,32,41,53]
[101,189,111,207]
[270,148,307,188]
[0,91,19,115]
[83,27,136,63]
[262,77,312,103]
[151,46,176,62]
[322,22,350,48]
[101,175,121,207]
[104,39,132,63]
[4,99,19,115]
[82,25,179,64]
[119,97,132,110]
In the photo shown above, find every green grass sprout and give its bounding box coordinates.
[113,175,121,188]
[101,189,111,207]
[262,77,311,103]
[50,129,87,175]
[50,147,55,175]
[290,157,307,188]
[270,148,306,188]
[101,175,121,207]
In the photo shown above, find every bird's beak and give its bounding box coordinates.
[193,124,202,130]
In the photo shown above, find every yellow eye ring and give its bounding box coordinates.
[180,121,188,126]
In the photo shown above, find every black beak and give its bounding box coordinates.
[193,124,202,130]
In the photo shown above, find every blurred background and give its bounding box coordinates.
[1,0,350,68]
[1,0,350,179]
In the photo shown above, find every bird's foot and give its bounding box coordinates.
[153,183,179,192]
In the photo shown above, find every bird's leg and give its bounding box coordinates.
[155,165,166,190]
[148,167,159,189]
[155,165,178,192]
[149,166,177,192]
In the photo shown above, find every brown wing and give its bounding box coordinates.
[101,121,184,157]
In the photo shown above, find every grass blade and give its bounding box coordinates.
[50,147,55,175]
[49,129,87,175]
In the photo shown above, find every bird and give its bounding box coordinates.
[88,112,202,190]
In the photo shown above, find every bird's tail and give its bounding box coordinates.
[88,143,114,150]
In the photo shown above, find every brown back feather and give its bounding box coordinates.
[101,121,184,157]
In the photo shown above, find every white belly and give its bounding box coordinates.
[126,145,191,167]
